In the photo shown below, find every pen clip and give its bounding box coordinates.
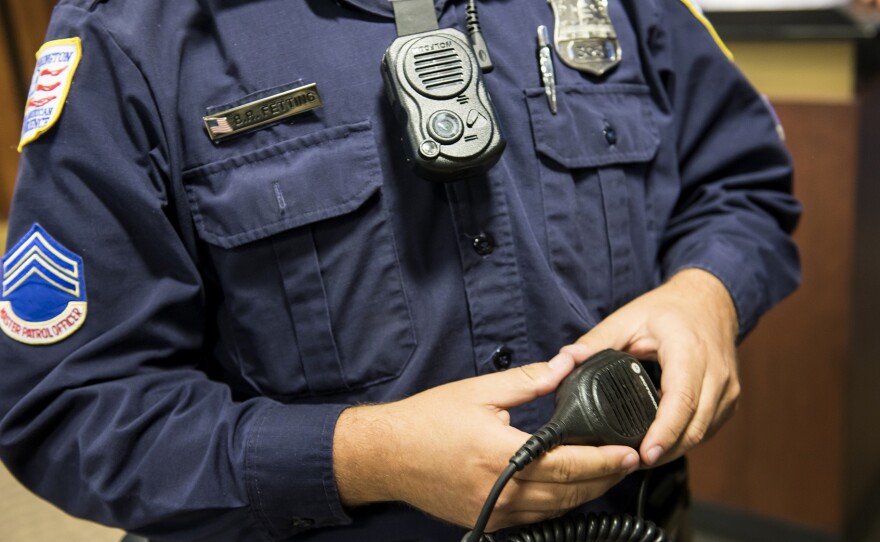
[537,25,557,115]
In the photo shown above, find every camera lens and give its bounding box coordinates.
[428,110,464,144]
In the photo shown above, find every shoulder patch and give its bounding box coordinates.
[678,0,734,62]
[1,224,88,345]
[18,37,82,152]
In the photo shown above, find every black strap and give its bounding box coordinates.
[390,0,438,36]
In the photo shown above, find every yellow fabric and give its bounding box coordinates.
[678,0,734,61]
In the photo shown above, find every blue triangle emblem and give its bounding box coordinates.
[1,224,87,344]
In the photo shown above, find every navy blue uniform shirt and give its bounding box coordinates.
[0,0,800,540]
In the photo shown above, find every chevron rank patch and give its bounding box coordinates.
[1,224,87,345]
[18,37,82,152]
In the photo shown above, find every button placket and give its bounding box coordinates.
[603,121,618,146]
[471,232,496,256]
[445,177,530,376]
[491,346,513,370]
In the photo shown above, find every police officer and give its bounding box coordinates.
[0,1,800,541]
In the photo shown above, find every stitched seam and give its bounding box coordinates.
[184,122,371,176]
[245,407,280,540]
[183,124,379,247]
[189,170,378,247]
[320,408,345,522]
[528,87,659,165]
[561,84,650,97]
[537,143,657,165]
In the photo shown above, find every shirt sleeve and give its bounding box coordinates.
[656,0,802,337]
[0,4,351,540]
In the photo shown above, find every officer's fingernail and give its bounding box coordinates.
[622,453,639,472]
[561,344,590,358]
[646,446,663,465]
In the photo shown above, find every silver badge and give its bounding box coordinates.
[547,0,621,76]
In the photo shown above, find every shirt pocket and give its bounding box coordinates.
[183,120,416,398]
[525,84,661,320]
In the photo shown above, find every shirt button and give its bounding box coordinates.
[492,346,514,370]
[291,517,315,529]
[472,232,495,256]
[603,123,618,146]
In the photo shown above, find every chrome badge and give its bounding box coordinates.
[547,0,621,76]
[203,83,322,142]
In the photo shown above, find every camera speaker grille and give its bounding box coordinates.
[414,49,464,91]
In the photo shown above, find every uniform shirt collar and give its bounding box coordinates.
[336,0,448,20]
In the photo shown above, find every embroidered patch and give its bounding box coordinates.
[18,37,82,152]
[1,224,88,345]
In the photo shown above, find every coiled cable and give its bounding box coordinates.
[506,512,666,542]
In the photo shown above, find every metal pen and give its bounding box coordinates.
[537,25,557,114]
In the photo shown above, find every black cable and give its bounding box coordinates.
[465,0,493,72]
[464,431,665,542]
[463,424,563,542]
[500,459,663,541]
[635,470,652,520]
[506,512,666,542]
[486,468,665,542]
[468,463,518,541]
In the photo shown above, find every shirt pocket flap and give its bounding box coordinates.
[525,84,660,169]
[183,121,380,249]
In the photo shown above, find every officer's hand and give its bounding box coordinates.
[563,268,739,468]
[333,354,640,531]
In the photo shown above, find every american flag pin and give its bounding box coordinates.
[206,117,233,136]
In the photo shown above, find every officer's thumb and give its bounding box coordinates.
[479,353,576,409]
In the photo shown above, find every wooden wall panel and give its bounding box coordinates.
[844,74,880,541]
[8,1,57,71]
[0,0,56,220]
[689,102,858,535]
[0,7,22,220]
